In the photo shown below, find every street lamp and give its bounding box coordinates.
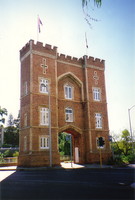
[128,105,135,153]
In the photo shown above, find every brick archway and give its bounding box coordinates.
[58,126,83,164]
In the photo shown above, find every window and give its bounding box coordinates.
[65,107,73,122]
[93,88,101,101]
[24,136,27,151]
[39,78,48,94]
[24,113,27,127]
[24,81,28,96]
[40,107,49,125]
[64,84,73,99]
[95,113,102,129]
[40,136,49,149]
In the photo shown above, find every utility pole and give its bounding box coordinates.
[128,105,135,154]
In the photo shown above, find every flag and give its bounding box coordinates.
[38,16,43,33]
[85,32,88,48]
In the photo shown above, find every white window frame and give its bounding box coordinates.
[40,107,49,126]
[93,88,101,101]
[65,107,73,122]
[39,78,49,94]
[64,84,73,100]
[95,113,102,129]
[40,136,49,149]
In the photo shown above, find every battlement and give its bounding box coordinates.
[57,53,83,65]
[86,56,105,67]
[57,53,104,67]
[20,40,57,58]
[20,40,105,68]
[20,40,32,58]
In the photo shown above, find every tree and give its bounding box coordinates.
[59,132,71,155]
[82,0,102,28]
[118,129,132,156]
[82,0,102,8]
[7,114,14,126]
[14,112,20,129]
[4,113,19,147]
[0,107,8,126]
[111,129,134,164]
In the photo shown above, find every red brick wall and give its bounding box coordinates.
[18,40,111,167]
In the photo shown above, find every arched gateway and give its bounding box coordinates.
[18,40,111,167]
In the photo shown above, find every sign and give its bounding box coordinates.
[66,134,71,141]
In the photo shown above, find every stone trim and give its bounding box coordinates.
[58,124,83,135]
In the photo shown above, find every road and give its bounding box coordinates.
[0,168,134,200]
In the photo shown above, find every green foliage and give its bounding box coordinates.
[121,154,135,164]
[3,112,20,147]
[111,142,122,155]
[2,144,12,148]
[13,151,19,157]
[3,149,13,157]
[82,0,102,8]
[118,129,132,156]
[0,107,8,125]
[4,126,19,147]
[0,149,19,158]
[111,129,134,165]
[0,153,4,163]
[59,132,71,155]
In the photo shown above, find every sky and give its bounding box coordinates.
[0,0,135,137]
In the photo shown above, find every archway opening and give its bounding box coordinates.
[58,129,81,164]
[58,132,71,163]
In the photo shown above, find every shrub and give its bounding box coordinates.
[3,149,13,157]
[0,153,4,163]
[13,151,19,157]
[121,154,135,164]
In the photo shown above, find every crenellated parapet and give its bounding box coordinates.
[57,54,104,68]
[83,56,105,68]
[20,40,33,58]
[20,40,105,68]
[20,40,58,59]
[57,53,83,65]
[88,56,105,66]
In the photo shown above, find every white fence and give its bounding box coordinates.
[0,157,18,165]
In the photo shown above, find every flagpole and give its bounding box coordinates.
[85,32,88,56]
[37,15,39,42]
[37,15,43,42]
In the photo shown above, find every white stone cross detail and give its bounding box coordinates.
[93,71,99,85]
[41,58,48,74]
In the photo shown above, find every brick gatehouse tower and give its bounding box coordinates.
[18,40,111,167]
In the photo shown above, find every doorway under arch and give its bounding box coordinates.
[58,127,83,164]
